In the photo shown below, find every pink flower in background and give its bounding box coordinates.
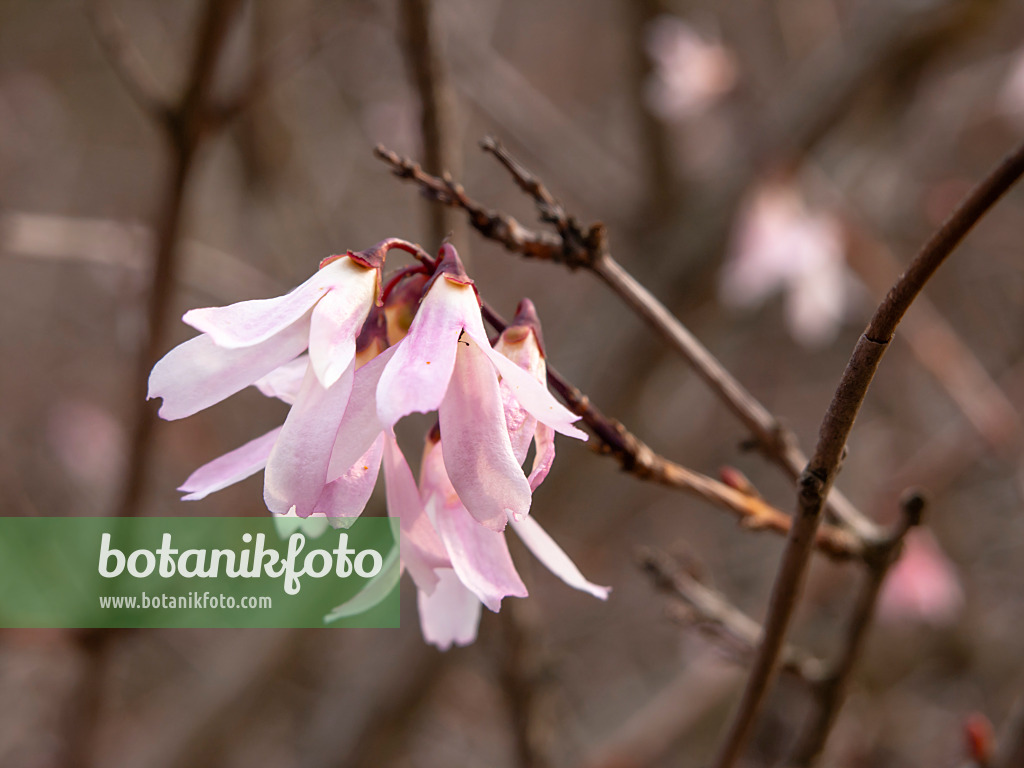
[376,244,586,531]
[46,399,125,491]
[719,181,850,347]
[878,530,965,627]
[645,15,737,121]
[998,46,1024,125]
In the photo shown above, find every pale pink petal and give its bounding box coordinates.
[264,362,354,516]
[324,346,397,482]
[417,568,482,650]
[148,321,309,420]
[527,423,556,491]
[466,330,587,440]
[179,426,282,501]
[183,257,359,348]
[376,277,480,427]
[308,266,377,388]
[253,356,308,404]
[439,337,532,530]
[511,516,610,600]
[313,434,384,519]
[503,385,537,465]
[878,530,964,626]
[421,440,527,611]
[382,434,449,593]
[494,321,547,464]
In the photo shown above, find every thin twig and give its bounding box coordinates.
[787,493,925,766]
[85,0,172,123]
[109,0,244,520]
[639,548,823,683]
[481,304,863,562]
[376,142,881,543]
[709,137,1024,768]
[399,0,461,249]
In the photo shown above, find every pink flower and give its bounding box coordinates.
[151,238,607,643]
[149,247,387,517]
[415,303,609,650]
[877,530,965,627]
[719,181,850,347]
[644,15,737,121]
[375,245,587,531]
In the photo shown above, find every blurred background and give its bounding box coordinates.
[2,0,1024,765]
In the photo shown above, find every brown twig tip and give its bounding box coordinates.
[898,488,927,528]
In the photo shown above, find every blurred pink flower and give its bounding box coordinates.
[46,399,124,490]
[645,15,737,120]
[877,530,965,627]
[998,46,1024,125]
[719,181,850,347]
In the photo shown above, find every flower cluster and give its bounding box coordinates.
[149,239,609,648]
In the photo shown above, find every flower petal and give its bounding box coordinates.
[324,346,397,483]
[376,277,479,428]
[326,544,401,622]
[178,426,282,501]
[439,337,532,530]
[511,516,610,600]
[527,423,556,491]
[253,356,308,404]
[264,361,354,517]
[421,440,527,611]
[417,569,482,650]
[313,434,384,519]
[148,320,309,420]
[308,266,377,388]
[382,434,449,593]
[183,257,359,348]
[466,330,587,440]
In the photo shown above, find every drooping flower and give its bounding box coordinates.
[150,241,389,518]
[151,237,608,644]
[375,244,587,531]
[719,180,850,347]
[415,302,609,650]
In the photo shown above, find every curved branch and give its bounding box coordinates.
[709,137,1024,768]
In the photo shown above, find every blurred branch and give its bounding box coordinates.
[481,304,863,562]
[399,0,462,249]
[787,493,925,766]
[578,654,742,768]
[499,602,555,768]
[709,136,1024,768]
[833,174,1021,454]
[375,140,882,544]
[85,0,172,123]
[108,0,245,522]
[994,694,1024,768]
[333,650,450,768]
[1,210,284,299]
[638,548,823,683]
